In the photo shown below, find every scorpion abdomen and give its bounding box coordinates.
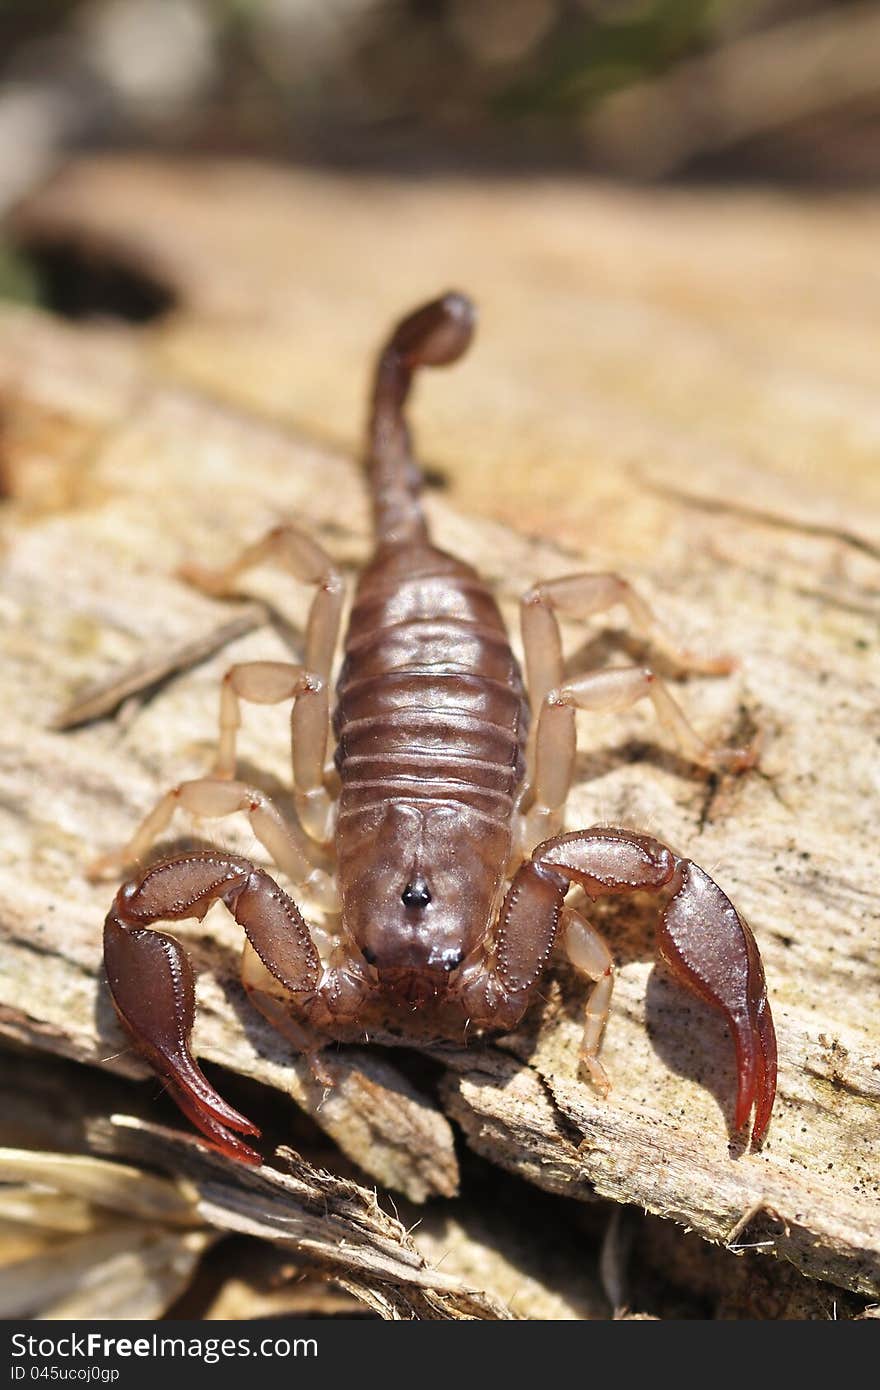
[333,543,528,830]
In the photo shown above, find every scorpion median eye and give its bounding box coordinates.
[362,946,378,965]
[401,879,431,910]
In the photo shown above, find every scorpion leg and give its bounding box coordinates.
[181,524,344,805]
[213,660,334,842]
[89,776,338,911]
[524,666,755,844]
[520,572,752,824]
[89,663,335,877]
[521,571,735,717]
[561,904,615,1096]
[180,524,344,686]
[104,851,325,1163]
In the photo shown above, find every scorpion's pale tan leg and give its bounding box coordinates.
[239,942,339,1087]
[561,905,615,1095]
[90,665,335,879]
[461,828,776,1145]
[89,777,338,911]
[104,851,329,1163]
[181,524,344,798]
[525,666,755,844]
[520,572,747,813]
[180,524,344,685]
[213,660,334,842]
[521,572,734,717]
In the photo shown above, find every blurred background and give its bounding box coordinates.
[2,0,880,218]
[1,0,879,549]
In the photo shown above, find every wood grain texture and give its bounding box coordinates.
[1,159,879,1310]
[0,1051,609,1320]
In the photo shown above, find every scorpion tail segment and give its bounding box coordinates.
[368,291,476,547]
[658,860,777,1146]
[388,291,476,370]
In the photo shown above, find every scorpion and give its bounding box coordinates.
[95,292,777,1164]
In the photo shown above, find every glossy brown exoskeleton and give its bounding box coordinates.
[97,293,777,1162]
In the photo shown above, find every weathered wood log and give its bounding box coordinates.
[0,1052,605,1320]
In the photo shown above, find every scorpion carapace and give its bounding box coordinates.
[98,292,777,1164]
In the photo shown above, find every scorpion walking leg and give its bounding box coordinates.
[89,777,338,910]
[180,524,344,685]
[213,660,334,842]
[521,571,734,716]
[524,666,755,843]
[181,524,344,804]
[104,851,326,1162]
[561,905,615,1095]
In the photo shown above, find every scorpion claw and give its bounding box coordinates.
[747,991,778,1146]
[658,859,777,1145]
[104,891,263,1164]
[162,1078,262,1166]
[726,992,776,1147]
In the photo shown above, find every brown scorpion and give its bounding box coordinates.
[96,292,777,1163]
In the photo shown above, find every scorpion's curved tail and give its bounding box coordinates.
[367,291,476,547]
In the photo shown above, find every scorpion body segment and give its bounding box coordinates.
[99,292,777,1164]
[334,538,527,993]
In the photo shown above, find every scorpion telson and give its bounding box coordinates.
[97,291,777,1164]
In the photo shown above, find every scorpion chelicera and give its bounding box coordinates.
[96,292,777,1163]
